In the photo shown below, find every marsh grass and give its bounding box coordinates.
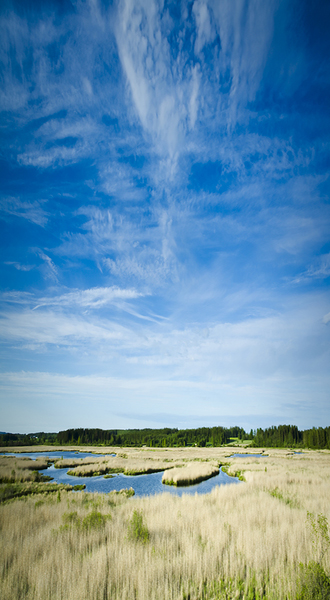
[162,462,219,486]
[0,481,73,503]
[54,456,104,469]
[67,456,187,477]
[0,456,50,483]
[1,448,330,599]
[60,446,238,478]
[0,456,74,501]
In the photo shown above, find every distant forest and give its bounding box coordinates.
[1,424,330,449]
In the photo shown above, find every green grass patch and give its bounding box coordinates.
[73,484,86,491]
[127,509,149,543]
[59,509,112,532]
[221,464,245,481]
[268,487,300,508]
[296,561,330,600]
[109,487,135,498]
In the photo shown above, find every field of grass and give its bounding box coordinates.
[1,447,330,599]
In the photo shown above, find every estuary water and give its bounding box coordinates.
[2,450,240,498]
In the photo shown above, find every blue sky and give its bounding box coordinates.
[0,0,329,434]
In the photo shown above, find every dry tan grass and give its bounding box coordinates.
[54,456,102,469]
[0,456,49,482]
[67,456,187,477]
[162,462,219,486]
[1,448,330,599]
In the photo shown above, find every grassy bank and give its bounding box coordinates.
[0,448,330,598]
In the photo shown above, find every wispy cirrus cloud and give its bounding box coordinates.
[4,262,35,272]
[55,204,179,286]
[116,0,192,161]
[293,254,330,284]
[32,286,145,311]
[0,197,48,226]
[17,141,87,169]
[1,285,146,309]
[37,251,59,283]
[0,308,130,347]
[116,0,278,165]
[0,292,328,409]
[211,0,277,129]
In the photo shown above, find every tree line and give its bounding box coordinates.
[55,425,247,447]
[0,424,329,449]
[252,425,330,449]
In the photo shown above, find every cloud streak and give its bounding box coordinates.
[0,197,48,227]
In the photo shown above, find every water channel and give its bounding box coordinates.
[2,450,241,497]
[230,453,267,458]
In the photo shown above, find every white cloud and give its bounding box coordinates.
[100,160,147,202]
[0,0,279,186]
[115,0,277,162]
[17,140,87,168]
[193,0,215,54]
[18,116,105,169]
[0,308,132,347]
[0,197,48,227]
[1,362,329,433]
[189,65,200,129]
[32,286,145,310]
[37,251,59,283]
[293,254,330,284]
[211,0,277,128]
[1,290,329,384]
[4,262,35,272]
[56,204,179,286]
[271,213,328,257]
[0,3,123,175]
[115,0,202,162]
[1,285,149,317]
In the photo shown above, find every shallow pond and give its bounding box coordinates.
[2,451,240,497]
[230,453,267,458]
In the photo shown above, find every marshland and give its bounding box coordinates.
[0,446,240,497]
[1,445,330,599]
